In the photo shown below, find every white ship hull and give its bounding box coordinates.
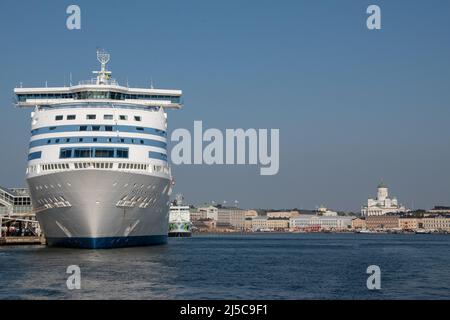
[168,222,192,237]
[27,170,170,248]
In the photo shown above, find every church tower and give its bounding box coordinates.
[377,182,388,201]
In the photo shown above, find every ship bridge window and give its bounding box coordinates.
[104,114,113,120]
[67,115,76,120]
[55,115,63,121]
[87,114,96,120]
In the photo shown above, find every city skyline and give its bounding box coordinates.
[1,0,450,211]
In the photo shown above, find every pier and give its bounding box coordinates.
[1,212,43,246]
[0,236,45,246]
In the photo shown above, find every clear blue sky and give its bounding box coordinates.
[1,0,449,211]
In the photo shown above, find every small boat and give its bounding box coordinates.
[358,229,376,234]
[415,229,431,234]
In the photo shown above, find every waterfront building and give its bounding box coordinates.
[0,187,40,237]
[245,210,258,218]
[244,217,253,231]
[398,218,422,230]
[351,218,366,230]
[361,183,407,216]
[317,206,338,217]
[266,218,290,231]
[427,206,450,214]
[365,215,400,230]
[289,215,354,231]
[266,211,300,219]
[198,205,218,221]
[251,216,268,231]
[0,187,33,216]
[190,209,204,221]
[422,217,450,232]
[192,218,216,230]
[217,207,246,229]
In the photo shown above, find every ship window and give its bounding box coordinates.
[116,149,129,158]
[65,138,70,143]
[55,115,63,121]
[47,140,51,144]
[79,126,88,131]
[87,114,96,120]
[95,149,114,158]
[78,138,83,142]
[108,138,112,142]
[49,126,56,130]
[92,126,100,131]
[119,115,128,120]
[120,138,125,143]
[60,149,72,158]
[105,126,113,131]
[136,127,144,131]
[74,148,92,158]
[134,116,141,122]
[67,115,76,120]
[140,140,144,144]
[104,114,113,120]
[28,151,42,161]
[93,138,98,142]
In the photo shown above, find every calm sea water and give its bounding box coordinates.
[0,233,449,300]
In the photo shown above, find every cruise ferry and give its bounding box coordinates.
[168,195,191,237]
[14,50,182,248]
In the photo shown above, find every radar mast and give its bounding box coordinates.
[93,49,112,85]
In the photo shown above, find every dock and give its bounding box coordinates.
[0,236,45,246]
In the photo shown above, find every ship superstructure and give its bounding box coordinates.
[14,50,182,248]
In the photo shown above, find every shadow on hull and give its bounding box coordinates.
[46,235,168,249]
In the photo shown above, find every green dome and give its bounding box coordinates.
[378,182,387,188]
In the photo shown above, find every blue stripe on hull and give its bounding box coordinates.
[46,235,167,249]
